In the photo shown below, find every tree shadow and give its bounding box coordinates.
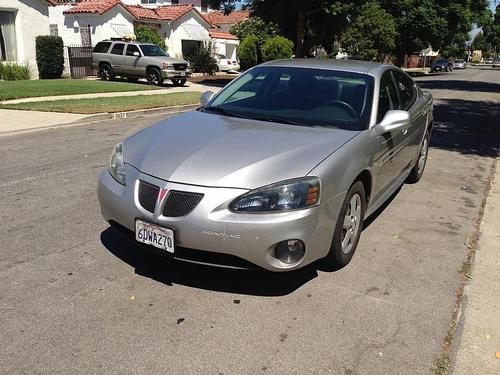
[100,227,317,296]
[417,79,500,93]
[431,98,500,158]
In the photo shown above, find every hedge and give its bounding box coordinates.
[239,34,259,70]
[35,35,64,79]
[261,36,294,62]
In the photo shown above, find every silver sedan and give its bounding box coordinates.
[97,59,433,271]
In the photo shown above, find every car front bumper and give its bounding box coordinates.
[162,69,191,79]
[97,166,344,272]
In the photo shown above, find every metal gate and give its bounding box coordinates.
[67,46,96,78]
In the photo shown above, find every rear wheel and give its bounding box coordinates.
[324,181,366,268]
[99,64,114,81]
[171,78,187,87]
[406,130,430,184]
[147,68,163,86]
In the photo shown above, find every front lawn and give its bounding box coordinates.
[0,92,201,114]
[0,79,161,101]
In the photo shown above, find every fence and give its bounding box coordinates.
[67,45,96,78]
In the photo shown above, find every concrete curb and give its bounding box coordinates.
[0,104,199,136]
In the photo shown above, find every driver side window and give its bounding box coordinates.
[377,72,400,123]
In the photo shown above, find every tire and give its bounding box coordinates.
[99,64,114,81]
[127,77,139,83]
[147,68,163,86]
[171,78,187,87]
[324,181,366,268]
[406,130,430,184]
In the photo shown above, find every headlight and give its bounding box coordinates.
[109,143,126,185]
[229,177,320,213]
[162,62,174,70]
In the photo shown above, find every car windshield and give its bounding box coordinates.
[206,66,374,131]
[437,60,448,64]
[140,44,168,57]
[455,59,464,63]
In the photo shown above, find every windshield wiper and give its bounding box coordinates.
[203,106,244,118]
[249,116,313,127]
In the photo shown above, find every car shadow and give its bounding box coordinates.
[100,227,318,296]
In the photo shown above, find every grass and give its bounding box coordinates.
[0,92,201,114]
[0,79,161,101]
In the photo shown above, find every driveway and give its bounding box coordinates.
[0,67,498,374]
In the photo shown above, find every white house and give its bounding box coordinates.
[0,0,55,78]
[49,0,242,62]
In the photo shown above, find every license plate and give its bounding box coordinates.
[135,220,174,253]
[180,72,186,76]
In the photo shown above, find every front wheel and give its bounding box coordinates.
[324,181,366,268]
[406,130,430,184]
[147,68,163,86]
[171,78,187,87]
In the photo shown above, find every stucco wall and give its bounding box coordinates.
[163,11,210,59]
[49,5,135,47]
[0,0,50,78]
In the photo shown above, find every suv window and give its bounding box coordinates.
[126,44,140,56]
[110,43,125,55]
[93,42,111,53]
[393,71,416,110]
[378,72,400,123]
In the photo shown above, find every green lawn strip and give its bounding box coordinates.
[0,92,201,114]
[0,79,161,101]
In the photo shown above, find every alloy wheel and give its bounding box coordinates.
[341,193,362,255]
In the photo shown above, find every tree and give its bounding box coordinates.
[238,34,259,69]
[261,36,294,61]
[472,32,491,55]
[340,2,396,61]
[229,17,280,47]
[135,26,166,50]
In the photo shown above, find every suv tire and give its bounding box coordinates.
[147,68,163,86]
[100,64,114,81]
[171,78,187,87]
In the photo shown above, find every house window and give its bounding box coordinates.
[171,0,179,4]
[0,11,17,62]
[201,0,208,12]
[141,0,157,4]
[49,24,58,37]
[80,25,92,46]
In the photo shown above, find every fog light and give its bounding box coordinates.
[274,240,305,264]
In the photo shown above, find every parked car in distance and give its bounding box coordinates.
[97,59,433,272]
[431,59,453,72]
[453,59,466,69]
[484,58,494,64]
[92,40,191,86]
[215,53,240,72]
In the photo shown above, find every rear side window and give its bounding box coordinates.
[393,71,416,110]
[110,43,125,55]
[93,42,111,53]
[126,44,140,56]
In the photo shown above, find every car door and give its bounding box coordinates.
[371,71,408,201]
[392,70,427,169]
[123,44,142,77]
[109,42,126,75]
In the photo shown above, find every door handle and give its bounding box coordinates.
[402,128,408,135]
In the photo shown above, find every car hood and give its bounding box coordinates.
[124,111,358,189]
[143,56,188,65]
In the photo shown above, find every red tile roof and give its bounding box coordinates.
[126,5,159,20]
[64,0,122,15]
[206,10,250,26]
[209,29,239,40]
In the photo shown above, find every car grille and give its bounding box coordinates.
[162,191,204,217]
[173,63,187,71]
[138,180,160,213]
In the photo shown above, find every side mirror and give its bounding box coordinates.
[378,110,411,133]
[133,51,140,57]
[200,91,214,107]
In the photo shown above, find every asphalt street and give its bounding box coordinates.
[0,67,499,374]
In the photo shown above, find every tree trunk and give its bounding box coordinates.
[295,12,306,57]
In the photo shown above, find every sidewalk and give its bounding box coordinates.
[451,161,500,374]
[0,109,90,133]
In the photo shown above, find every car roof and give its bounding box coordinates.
[260,59,394,76]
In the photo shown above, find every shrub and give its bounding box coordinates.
[36,35,64,79]
[0,62,32,80]
[135,26,166,50]
[185,43,218,74]
[239,34,259,70]
[261,36,294,62]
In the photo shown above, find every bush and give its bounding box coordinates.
[239,34,259,70]
[36,36,64,79]
[185,43,218,74]
[261,36,294,62]
[0,62,32,80]
[135,26,166,50]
